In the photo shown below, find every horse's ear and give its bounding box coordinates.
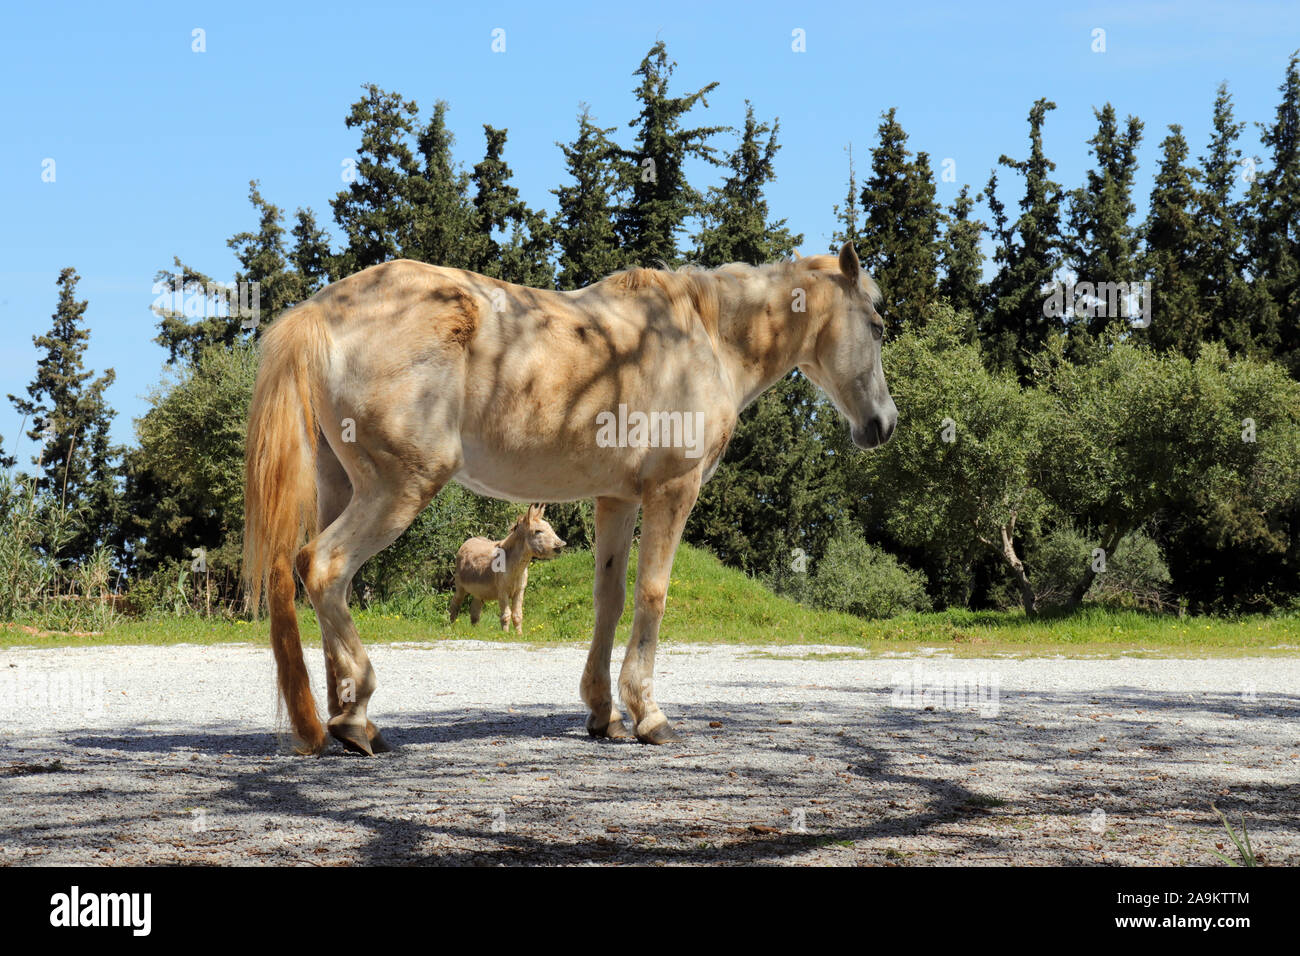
[838,242,860,282]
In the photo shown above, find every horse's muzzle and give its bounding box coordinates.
[852,414,896,450]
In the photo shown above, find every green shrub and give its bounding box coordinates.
[807,530,932,619]
[1018,522,1172,611]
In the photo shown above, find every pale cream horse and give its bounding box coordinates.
[244,243,896,755]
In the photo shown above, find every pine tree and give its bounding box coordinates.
[858,109,941,336]
[1065,104,1144,338]
[983,98,1064,379]
[692,102,802,267]
[1141,125,1206,356]
[938,184,986,316]
[8,268,119,560]
[1245,52,1300,374]
[615,41,725,267]
[330,84,422,276]
[552,106,626,290]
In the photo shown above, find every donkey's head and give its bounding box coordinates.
[514,504,566,560]
[798,242,898,450]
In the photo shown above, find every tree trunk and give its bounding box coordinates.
[1066,523,1125,611]
[1000,521,1037,616]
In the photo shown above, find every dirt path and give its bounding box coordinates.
[1,642,1295,865]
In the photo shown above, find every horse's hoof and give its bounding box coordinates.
[329,717,374,756]
[367,722,393,754]
[587,715,636,740]
[636,720,681,745]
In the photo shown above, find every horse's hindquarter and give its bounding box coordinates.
[457,281,733,502]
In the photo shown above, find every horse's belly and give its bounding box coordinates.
[454,443,632,502]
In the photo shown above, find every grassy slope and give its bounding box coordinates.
[3,544,1298,656]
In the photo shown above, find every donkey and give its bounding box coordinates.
[243,242,895,755]
[450,504,566,633]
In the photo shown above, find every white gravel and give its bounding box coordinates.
[1,641,1297,865]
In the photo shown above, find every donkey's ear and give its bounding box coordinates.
[838,241,861,282]
[534,503,546,518]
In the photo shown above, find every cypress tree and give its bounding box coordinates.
[289,207,334,295]
[1197,83,1270,358]
[858,109,941,334]
[692,101,802,267]
[330,84,422,276]
[938,184,987,317]
[615,41,725,267]
[553,106,626,289]
[409,100,478,270]
[227,180,300,325]
[1065,104,1144,338]
[830,145,861,251]
[8,268,119,560]
[468,125,554,285]
[1141,124,1206,356]
[151,258,232,366]
[983,99,1064,379]
[1245,52,1300,374]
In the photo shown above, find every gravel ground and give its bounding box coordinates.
[0,641,1296,866]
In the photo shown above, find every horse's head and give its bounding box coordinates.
[799,242,897,449]
[518,504,566,559]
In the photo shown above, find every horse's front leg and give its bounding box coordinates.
[619,471,701,745]
[581,496,639,739]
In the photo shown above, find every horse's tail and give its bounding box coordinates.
[243,303,330,755]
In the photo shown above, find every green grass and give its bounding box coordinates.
[2,543,1298,656]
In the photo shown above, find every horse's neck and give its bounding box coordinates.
[716,270,821,411]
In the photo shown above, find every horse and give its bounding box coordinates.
[243,242,896,755]
[449,503,567,633]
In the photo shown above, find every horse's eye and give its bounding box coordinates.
[871,324,884,342]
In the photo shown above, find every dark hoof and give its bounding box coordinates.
[328,717,374,756]
[587,715,636,740]
[367,722,393,754]
[636,721,682,745]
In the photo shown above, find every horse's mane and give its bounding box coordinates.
[596,255,881,347]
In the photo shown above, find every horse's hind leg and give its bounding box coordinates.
[299,461,450,756]
[581,497,638,739]
[469,597,483,624]
[618,472,700,745]
[313,442,394,753]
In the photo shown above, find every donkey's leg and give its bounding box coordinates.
[497,587,513,631]
[299,470,448,755]
[619,473,700,745]
[581,497,639,739]
[449,584,467,623]
[469,598,483,624]
[511,588,524,634]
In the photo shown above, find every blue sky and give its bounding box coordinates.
[2,0,1297,455]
